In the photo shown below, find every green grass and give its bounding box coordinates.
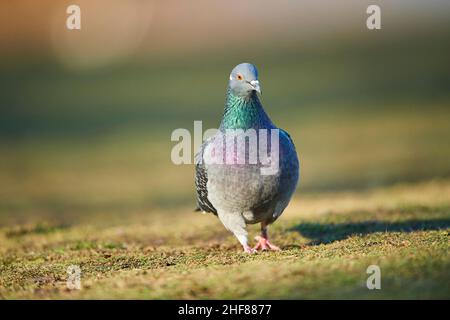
[1,181,449,299]
[0,35,450,299]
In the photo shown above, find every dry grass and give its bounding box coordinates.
[1,180,449,299]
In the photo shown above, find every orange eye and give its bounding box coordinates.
[236,74,243,81]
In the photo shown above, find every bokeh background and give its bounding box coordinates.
[1,0,449,226]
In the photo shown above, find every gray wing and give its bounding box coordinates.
[194,140,217,215]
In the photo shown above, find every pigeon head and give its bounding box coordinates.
[228,63,261,98]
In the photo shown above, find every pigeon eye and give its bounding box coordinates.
[236,74,243,81]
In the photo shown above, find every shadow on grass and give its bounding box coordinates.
[290,218,450,245]
[4,223,70,238]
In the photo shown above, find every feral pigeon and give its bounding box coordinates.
[195,63,299,253]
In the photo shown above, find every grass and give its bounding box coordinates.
[0,36,450,299]
[1,180,449,299]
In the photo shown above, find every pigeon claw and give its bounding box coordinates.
[253,235,281,251]
[243,245,257,254]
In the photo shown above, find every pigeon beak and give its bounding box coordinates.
[250,80,262,95]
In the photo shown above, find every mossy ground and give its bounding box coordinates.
[1,38,449,299]
[1,180,448,299]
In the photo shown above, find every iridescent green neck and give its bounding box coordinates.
[220,88,274,130]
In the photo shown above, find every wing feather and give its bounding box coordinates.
[194,141,217,215]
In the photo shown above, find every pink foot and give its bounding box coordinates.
[243,245,257,254]
[253,236,281,251]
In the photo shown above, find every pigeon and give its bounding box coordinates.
[195,63,299,253]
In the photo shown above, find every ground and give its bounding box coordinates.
[1,180,449,299]
[1,39,449,299]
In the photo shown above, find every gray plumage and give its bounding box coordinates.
[195,63,299,252]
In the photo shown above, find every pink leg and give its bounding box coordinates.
[253,225,281,251]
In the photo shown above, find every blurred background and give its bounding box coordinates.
[1,0,449,226]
